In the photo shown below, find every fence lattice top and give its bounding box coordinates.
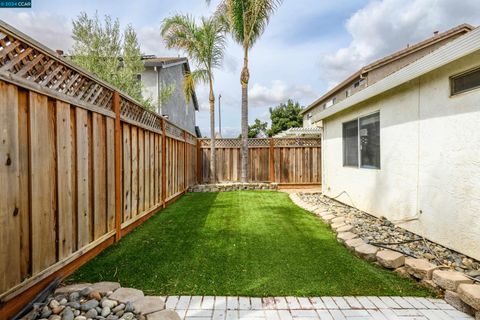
[0,20,182,135]
[200,138,321,148]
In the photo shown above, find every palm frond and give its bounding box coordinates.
[183,69,209,103]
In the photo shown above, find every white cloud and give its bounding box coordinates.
[249,80,318,108]
[320,0,480,85]
[0,10,72,52]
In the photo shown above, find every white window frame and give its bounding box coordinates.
[342,111,381,170]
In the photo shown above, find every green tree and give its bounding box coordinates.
[247,118,268,138]
[161,14,226,183]
[70,12,147,106]
[267,99,303,136]
[210,0,283,182]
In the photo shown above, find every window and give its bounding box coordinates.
[354,78,365,88]
[342,112,380,169]
[451,67,480,95]
[325,98,336,108]
[359,113,380,169]
[343,120,358,167]
[345,88,352,98]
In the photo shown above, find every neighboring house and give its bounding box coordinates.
[273,127,322,138]
[301,24,474,127]
[139,56,200,134]
[308,25,480,260]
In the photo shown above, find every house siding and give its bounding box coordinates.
[322,51,480,260]
[141,64,196,133]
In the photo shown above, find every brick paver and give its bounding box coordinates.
[167,296,473,319]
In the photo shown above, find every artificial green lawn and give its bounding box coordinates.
[69,191,430,296]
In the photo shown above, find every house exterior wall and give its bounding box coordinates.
[304,33,467,129]
[321,51,480,260]
[141,64,197,133]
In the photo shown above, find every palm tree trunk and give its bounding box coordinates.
[209,75,216,183]
[240,46,249,182]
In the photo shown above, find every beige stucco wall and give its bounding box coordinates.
[322,51,480,260]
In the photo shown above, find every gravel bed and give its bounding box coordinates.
[298,192,480,280]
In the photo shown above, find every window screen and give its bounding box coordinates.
[343,120,358,167]
[359,113,380,169]
[451,67,480,95]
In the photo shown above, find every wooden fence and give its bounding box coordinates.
[0,21,197,318]
[199,138,321,185]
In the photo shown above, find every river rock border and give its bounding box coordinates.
[290,193,480,319]
[189,182,278,192]
[26,282,180,320]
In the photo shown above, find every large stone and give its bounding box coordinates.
[336,225,353,233]
[322,214,336,223]
[54,283,92,295]
[355,244,379,261]
[337,232,357,243]
[457,284,480,310]
[132,296,165,315]
[91,282,121,295]
[331,217,345,224]
[331,222,346,230]
[109,288,144,304]
[432,270,473,291]
[147,310,181,320]
[376,250,405,269]
[345,238,365,251]
[405,258,436,280]
[444,290,475,316]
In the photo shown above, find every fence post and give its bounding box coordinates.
[196,139,202,184]
[183,130,187,191]
[113,92,122,242]
[161,118,167,207]
[269,138,275,183]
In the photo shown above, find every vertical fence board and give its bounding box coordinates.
[106,118,115,231]
[149,133,154,205]
[144,132,150,207]
[75,107,91,248]
[138,129,145,213]
[56,101,74,258]
[93,114,107,239]
[0,82,21,292]
[122,124,131,222]
[131,127,138,217]
[17,89,31,280]
[30,92,57,274]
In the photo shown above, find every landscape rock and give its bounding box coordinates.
[405,258,437,280]
[79,287,93,296]
[132,296,165,315]
[432,270,473,291]
[102,299,118,308]
[331,222,346,230]
[345,238,365,251]
[376,250,405,269]
[322,214,336,223]
[355,243,379,261]
[337,232,357,243]
[146,310,181,320]
[54,284,92,296]
[337,225,353,233]
[62,307,74,320]
[85,308,98,318]
[91,282,121,295]
[296,193,480,275]
[457,284,480,310]
[88,290,102,301]
[80,299,99,311]
[394,267,412,279]
[109,288,144,304]
[102,306,112,317]
[331,216,345,224]
[444,290,475,316]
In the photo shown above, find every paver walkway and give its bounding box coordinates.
[162,296,473,320]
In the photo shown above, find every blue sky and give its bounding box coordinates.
[1,0,479,137]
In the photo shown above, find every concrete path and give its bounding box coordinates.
[162,296,473,320]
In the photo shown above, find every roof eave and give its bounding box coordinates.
[313,27,480,122]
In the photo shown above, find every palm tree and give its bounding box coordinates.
[161,14,226,183]
[211,0,283,182]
